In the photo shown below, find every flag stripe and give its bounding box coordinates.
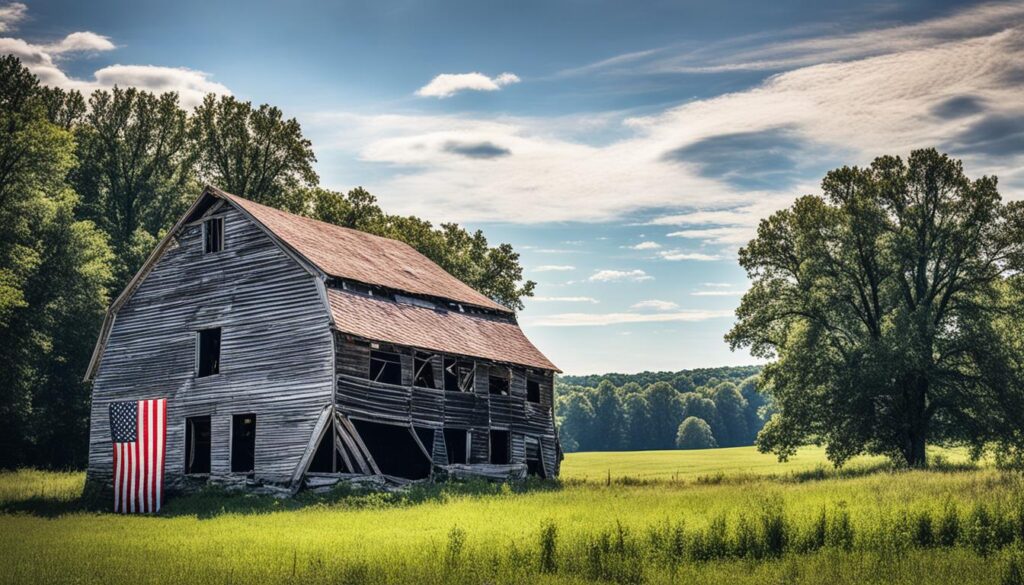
[111,398,166,514]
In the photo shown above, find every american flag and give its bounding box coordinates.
[110,398,166,514]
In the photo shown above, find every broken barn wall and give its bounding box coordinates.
[333,334,560,476]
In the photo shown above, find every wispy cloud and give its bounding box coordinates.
[587,269,653,282]
[528,309,732,327]
[690,290,744,297]
[657,250,722,262]
[533,265,575,272]
[0,4,229,107]
[625,241,662,250]
[0,2,25,33]
[530,296,599,303]
[416,72,520,98]
[309,1,1024,243]
[630,299,680,311]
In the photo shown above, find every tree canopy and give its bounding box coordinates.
[727,149,1024,468]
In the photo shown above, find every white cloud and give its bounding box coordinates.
[702,282,736,288]
[587,269,653,282]
[690,290,745,297]
[308,2,1024,241]
[0,5,229,108]
[415,71,520,98]
[657,250,722,262]
[630,299,680,311]
[0,2,25,32]
[533,265,575,272]
[45,32,115,54]
[626,241,662,250]
[527,309,732,327]
[530,296,599,303]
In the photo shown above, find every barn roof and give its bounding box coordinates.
[85,187,556,380]
[216,188,510,313]
[327,288,557,371]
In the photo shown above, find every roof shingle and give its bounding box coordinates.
[327,288,558,371]
[219,189,510,313]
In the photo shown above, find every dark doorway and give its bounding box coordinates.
[308,424,335,473]
[490,430,510,464]
[444,428,469,464]
[351,419,431,479]
[231,414,256,474]
[526,439,546,478]
[185,416,211,474]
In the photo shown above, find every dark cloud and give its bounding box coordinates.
[662,128,808,190]
[442,140,511,159]
[930,95,985,119]
[949,114,1024,157]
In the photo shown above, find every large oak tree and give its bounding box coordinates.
[727,149,1024,467]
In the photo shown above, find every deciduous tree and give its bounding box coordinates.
[728,149,1024,467]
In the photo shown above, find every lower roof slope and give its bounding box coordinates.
[327,288,558,371]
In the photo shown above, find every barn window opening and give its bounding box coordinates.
[230,414,256,474]
[369,350,402,385]
[196,327,221,377]
[413,352,436,389]
[527,378,541,403]
[489,368,510,396]
[490,430,510,464]
[443,428,469,464]
[185,416,211,475]
[526,438,546,478]
[203,217,224,254]
[351,419,431,479]
[443,358,475,392]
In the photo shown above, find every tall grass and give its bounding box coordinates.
[0,448,1017,584]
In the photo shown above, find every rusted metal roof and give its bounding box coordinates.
[218,189,511,313]
[327,288,559,371]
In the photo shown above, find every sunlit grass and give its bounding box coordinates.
[0,447,1017,585]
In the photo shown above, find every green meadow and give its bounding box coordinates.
[3,447,1024,585]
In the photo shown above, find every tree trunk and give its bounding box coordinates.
[904,376,929,468]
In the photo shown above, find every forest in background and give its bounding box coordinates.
[554,366,765,452]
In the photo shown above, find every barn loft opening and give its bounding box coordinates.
[527,377,541,403]
[443,428,469,464]
[196,327,221,377]
[231,414,256,474]
[351,419,431,479]
[413,352,436,389]
[203,216,224,254]
[369,350,402,385]
[490,430,510,464]
[443,358,475,392]
[185,416,211,475]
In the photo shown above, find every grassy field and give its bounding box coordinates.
[2,447,1023,584]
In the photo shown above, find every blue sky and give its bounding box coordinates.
[5,0,1024,373]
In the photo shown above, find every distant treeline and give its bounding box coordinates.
[555,366,767,452]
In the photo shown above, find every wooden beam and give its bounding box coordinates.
[336,413,382,475]
[289,405,333,494]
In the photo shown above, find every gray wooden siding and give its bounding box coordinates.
[87,204,334,489]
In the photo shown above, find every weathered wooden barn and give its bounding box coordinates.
[84,186,560,494]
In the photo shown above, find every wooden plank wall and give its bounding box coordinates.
[333,334,559,476]
[87,204,335,489]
